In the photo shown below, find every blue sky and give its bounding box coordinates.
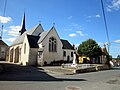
[0,0,120,58]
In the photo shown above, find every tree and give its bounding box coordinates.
[117,55,120,60]
[77,39,102,59]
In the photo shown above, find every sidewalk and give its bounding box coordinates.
[39,66,74,75]
[39,64,110,75]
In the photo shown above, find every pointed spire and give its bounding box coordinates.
[19,12,26,35]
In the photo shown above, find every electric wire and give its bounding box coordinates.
[0,0,7,39]
[101,0,110,54]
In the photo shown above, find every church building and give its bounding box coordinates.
[8,14,75,66]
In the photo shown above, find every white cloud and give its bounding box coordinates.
[4,38,16,42]
[75,44,79,47]
[0,16,11,23]
[76,31,84,36]
[8,25,21,36]
[87,14,101,18]
[113,39,120,43]
[98,42,104,46]
[95,14,101,18]
[3,29,7,32]
[69,33,77,37]
[68,16,73,19]
[71,23,82,30]
[64,28,72,31]
[111,46,120,48]
[107,0,120,11]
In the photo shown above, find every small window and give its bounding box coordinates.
[71,52,73,57]
[63,51,66,57]
[24,43,26,54]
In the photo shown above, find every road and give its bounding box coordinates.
[0,62,120,90]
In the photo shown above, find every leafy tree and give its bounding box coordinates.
[117,55,120,60]
[77,39,102,59]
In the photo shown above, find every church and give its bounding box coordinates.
[8,14,75,66]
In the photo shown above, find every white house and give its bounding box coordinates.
[8,14,75,66]
[0,40,8,60]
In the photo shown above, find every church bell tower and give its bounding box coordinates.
[19,13,26,35]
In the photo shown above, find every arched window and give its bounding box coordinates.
[49,37,57,52]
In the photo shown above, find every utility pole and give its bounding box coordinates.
[100,0,110,55]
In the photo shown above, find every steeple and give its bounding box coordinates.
[19,13,26,35]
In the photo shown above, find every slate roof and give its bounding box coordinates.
[27,35,39,48]
[12,24,43,46]
[37,30,49,43]
[61,39,74,50]
[0,40,8,46]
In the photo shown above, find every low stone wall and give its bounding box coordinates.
[62,64,110,74]
[75,67,96,73]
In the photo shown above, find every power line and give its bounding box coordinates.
[100,0,110,54]
[3,0,7,16]
[0,0,7,40]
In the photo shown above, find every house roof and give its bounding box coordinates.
[27,35,39,48]
[61,39,74,50]
[12,24,43,46]
[101,47,108,55]
[0,40,8,46]
[37,26,59,44]
[37,30,49,43]
[27,24,44,35]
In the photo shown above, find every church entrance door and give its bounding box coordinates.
[37,51,43,66]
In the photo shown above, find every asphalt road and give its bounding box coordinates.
[0,62,120,90]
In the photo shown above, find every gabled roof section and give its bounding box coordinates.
[0,40,8,46]
[27,35,39,48]
[37,30,49,43]
[37,26,55,43]
[11,24,44,46]
[61,39,74,50]
[12,31,27,46]
[27,24,44,36]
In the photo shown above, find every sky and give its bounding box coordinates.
[0,0,120,58]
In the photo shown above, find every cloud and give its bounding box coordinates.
[113,39,120,43]
[111,46,120,48]
[71,23,83,30]
[107,0,120,11]
[95,14,101,18]
[68,16,73,19]
[4,38,16,42]
[7,26,21,36]
[3,29,7,32]
[74,44,79,47]
[86,14,101,22]
[69,33,77,37]
[87,14,101,18]
[67,23,86,37]
[76,31,85,36]
[64,28,72,31]
[0,16,11,23]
